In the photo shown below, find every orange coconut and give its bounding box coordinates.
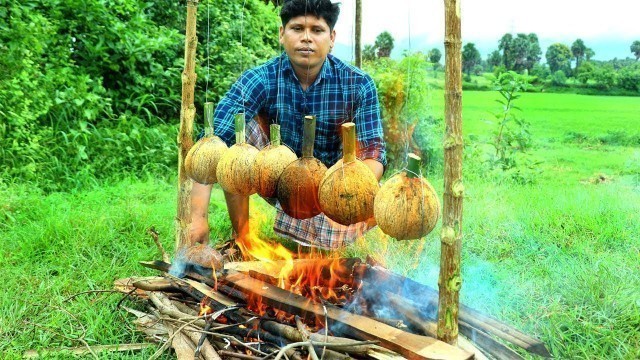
[277,115,327,219]
[216,113,259,196]
[253,124,297,198]
[374,153,440,240]
[318,123,379,225]
[185,102,228,184]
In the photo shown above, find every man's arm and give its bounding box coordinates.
[223,191,250,241]
[191,182,213,244]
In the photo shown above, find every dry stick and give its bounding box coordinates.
[294,316,320,360]
[148,292,220,360]
[63,289,123,302]
[148,226,170,263]
[23,343,154,359]
[219,350,269,360]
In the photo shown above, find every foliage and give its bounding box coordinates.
[631,40,640,60]
[550,70,568,86]
[427,48,442,71]
[0,0,280,191]
[571,38,587,69]
[364,54,440,170]
[484,71,539,183]
[362,44,377,62]
[462,43,482,77]
[617,65,640,91]
[486,50,502,71]
[546,43,573,74]
[497,33,541,73]
[374,31,394,58]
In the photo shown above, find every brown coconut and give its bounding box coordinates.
[318,123,379,225]
[277,115,327,219]
[216,113,259,196]
[185,102,228,184]
[374,153,440,240]
[253,124,297,198]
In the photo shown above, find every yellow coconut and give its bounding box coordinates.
[318,123,379,225]
[277,115,327,219]
[216,113,259,196]
[374,153,440,240]
[253,124,297,198]
[185,102,228,184]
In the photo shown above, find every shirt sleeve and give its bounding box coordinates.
[213,68,267,146]
[354,73,387,168]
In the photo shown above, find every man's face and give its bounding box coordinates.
[280,15,336,74]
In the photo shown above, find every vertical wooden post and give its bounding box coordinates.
[354,0,362,68]
[176,0,199,250]
[438,0,463,345]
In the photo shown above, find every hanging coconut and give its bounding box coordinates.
[277,115,327,219]
[216,113,259,196]
[253,124,297,198]
[318,122,379,225]
[374,153,440,240]
[185,102,228,184]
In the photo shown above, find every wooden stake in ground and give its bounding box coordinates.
[438,0,463,345]
[177,0,199,250]
[354,0,362,68]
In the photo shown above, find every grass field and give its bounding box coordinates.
[1,91,639,358]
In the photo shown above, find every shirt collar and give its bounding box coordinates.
[280,52,334,84]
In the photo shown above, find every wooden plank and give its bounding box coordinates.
[223,271,472,360]
[360,265,550,357]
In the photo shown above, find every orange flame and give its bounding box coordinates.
[234,213,356,319]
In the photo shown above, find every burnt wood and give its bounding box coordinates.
[223,271,472,360]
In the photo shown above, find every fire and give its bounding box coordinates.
[233,213,356,319]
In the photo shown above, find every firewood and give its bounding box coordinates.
[149,292,220,360]
[223,271,472,360]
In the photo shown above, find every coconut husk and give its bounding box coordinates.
[319,123,379,225]
[254,124,297,198]
[277,115,327,219]
[374,154,440,240]
[216,113,259,196]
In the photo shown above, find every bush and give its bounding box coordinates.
[617,68,640,92]
[0,0,281,191]
[364,54,438,170]
[550,70,567,86]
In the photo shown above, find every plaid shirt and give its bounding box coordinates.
[213,53,385,249]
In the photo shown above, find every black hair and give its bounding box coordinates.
[280,0,341,30]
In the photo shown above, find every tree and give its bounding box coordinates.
[631,40,640,60]
[526,33,542,72]
[571,39,587,70]
[428,48,442,65]
[546,43,572,74]
[374,31,394,58]
[511,34,530,72]
[585,48,595,61]
[498,33,514,69]
[462,42,482,77]
[363,44,377,61]
[487,50,502,70]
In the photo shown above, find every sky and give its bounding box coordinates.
[331,0,640,61]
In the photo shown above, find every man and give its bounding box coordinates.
[191,0,386,251]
